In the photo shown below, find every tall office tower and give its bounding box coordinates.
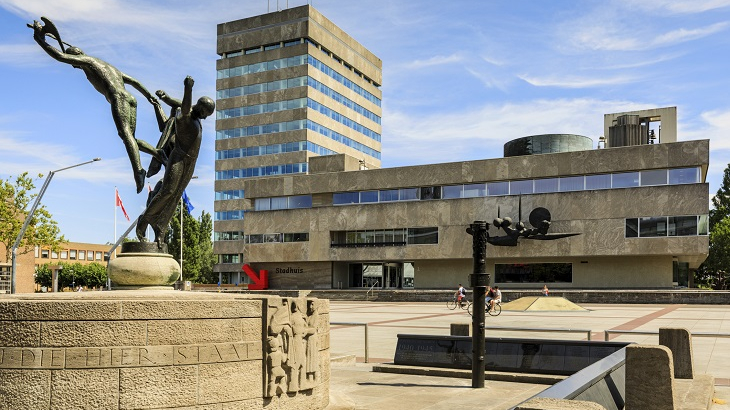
[214,5,383,283]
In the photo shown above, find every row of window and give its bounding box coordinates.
[216,141,336,161]
[255,195,313,211]
[307,77,381,124]
[215,190,245,201]
[224,38,301,58]
[328,167,700,205]
[36,248,106,261]
[625,215,708,238]
[224,37,379,87]
[215,210,246,221]
[215,231,244,241]
[217,54,381,106]
[215,162,308,181]
[307,53,381,105]
[219,254,240,264]
[217,97,306,120]
[307,38,379,87]
[216,119,381,160]
[330,227,439,246]
[307,99,381,142]
[217,76,381,125]
[216,96,381,143]
[217,76,306,99]
[245,232,309,244]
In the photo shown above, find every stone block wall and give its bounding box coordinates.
[0,292,330,410]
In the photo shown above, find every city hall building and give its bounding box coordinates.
[213,6,708,290]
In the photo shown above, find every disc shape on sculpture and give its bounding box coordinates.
[529,207,551,228]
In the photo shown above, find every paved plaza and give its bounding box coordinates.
[327,300,730,409]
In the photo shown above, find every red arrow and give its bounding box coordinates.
[243,264,268,289]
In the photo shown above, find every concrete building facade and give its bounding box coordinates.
[211,8,708,290]
[214,5,383,281]
[237,135,708,290]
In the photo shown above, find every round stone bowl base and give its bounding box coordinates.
[107,251,180,288]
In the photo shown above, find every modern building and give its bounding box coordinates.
[234,107,708,290]
[214,5,383,281]
[211,7,708,290]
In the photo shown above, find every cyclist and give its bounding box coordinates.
[489,286,502,312]
[485,286,494,311]
[456,284,467,307]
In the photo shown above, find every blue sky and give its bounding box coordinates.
[1,0,730,244]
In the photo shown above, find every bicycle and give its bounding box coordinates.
[468,300,501,316]
[447,294,471,311]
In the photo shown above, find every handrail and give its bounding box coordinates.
[330,321,369,363]
[604,329,730,341]
[488,326,593,341]
[366,281,379,301]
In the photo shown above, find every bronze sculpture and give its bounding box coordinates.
[30,18,157,194]
[136,76,215,245]
[30,17,215,248]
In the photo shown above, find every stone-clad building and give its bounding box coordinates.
[212,4,708,290]
[215,5,382,282]
[231,106,708,290]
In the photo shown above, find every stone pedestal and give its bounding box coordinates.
[0,291,330,410]
[107,242,179,289]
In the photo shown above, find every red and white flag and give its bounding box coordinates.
[115,188,130,221]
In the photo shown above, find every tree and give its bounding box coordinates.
[698,162,730,288]
[0,172,66,260]
[166,205,216,283]
[697,218,730,289]
[197,211,217,284]
[710,164,730,229]
[34,262,108,290]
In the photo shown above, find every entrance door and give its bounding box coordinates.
[383,263,401,289]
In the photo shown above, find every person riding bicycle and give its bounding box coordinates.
[485,286,494,311]
[489,286,502,312]
[455,284,467,307]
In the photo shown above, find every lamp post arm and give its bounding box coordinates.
[12,171,55,251]
[11,171,55,294]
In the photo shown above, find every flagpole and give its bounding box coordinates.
[180,196,183,283]
[110,186,117,290]
[114,186,117,258]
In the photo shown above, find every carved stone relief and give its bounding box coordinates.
[265,298,321,397]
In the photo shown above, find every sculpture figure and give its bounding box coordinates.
[287,299,308,391]
[30,17,156,194]
[135,76,215,245]
[266,336,288,397]
[304,301,320,385]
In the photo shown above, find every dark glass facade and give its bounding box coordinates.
[504,134,593,157]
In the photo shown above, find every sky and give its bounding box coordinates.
[1,0,730,244]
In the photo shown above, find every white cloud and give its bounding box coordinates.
[0,43,47,66]
[616,0,730,14]
[382,98,650,167]
[402,53,464,69]
[518,74,638,88]
[653,23,729,47]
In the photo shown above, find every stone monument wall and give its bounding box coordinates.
[0,292,330,410]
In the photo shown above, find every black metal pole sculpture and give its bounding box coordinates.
[466,221,489,388]
[467,199,579,388]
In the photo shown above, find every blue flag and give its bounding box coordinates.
[182,190,194,215]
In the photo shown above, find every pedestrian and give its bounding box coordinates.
[542,284,549,296]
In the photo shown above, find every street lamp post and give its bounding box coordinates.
[11,158,101,294]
